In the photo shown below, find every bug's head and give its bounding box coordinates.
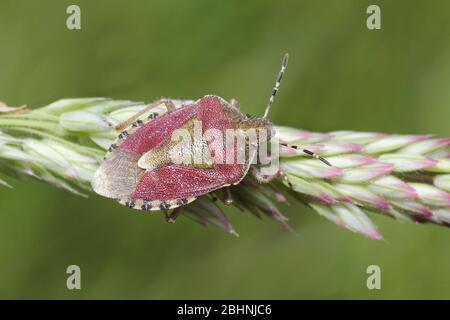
[238,114,274,144]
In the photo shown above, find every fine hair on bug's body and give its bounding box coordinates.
[92,53,331,212]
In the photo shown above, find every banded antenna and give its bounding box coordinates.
[280,142,332,166]
[263,54,332,167]
[263,53,289,119]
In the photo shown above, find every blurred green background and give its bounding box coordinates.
[0,0,449,299]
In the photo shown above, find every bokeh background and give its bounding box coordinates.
[0,0,449,299]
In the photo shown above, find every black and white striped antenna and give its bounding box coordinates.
[262,53,332,166]
[263,53,289,119]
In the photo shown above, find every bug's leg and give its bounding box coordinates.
[163,98,177,112]
[215,187,234,204]
[280,171,295,189]
[250,166,292,189]
[210,194,218,202]
[165,207,182,223]
[230,98,240,110]
[114,98,176,132]
[115,104,157,132]
[224,187,233,204]
[250,166,281,183]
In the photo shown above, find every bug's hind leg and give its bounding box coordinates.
[114,98,177,132]
[214,187,234,204]
[165,207,183,223]
[224,187,234,204]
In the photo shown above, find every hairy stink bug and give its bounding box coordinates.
[92,54,330,212]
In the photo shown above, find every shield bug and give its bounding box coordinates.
[92,54,330,212]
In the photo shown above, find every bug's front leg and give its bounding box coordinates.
[250,165,282,183]
[114,98,177,132]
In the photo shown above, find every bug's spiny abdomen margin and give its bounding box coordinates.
[92,103,199,210]
[92,96,249,211]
